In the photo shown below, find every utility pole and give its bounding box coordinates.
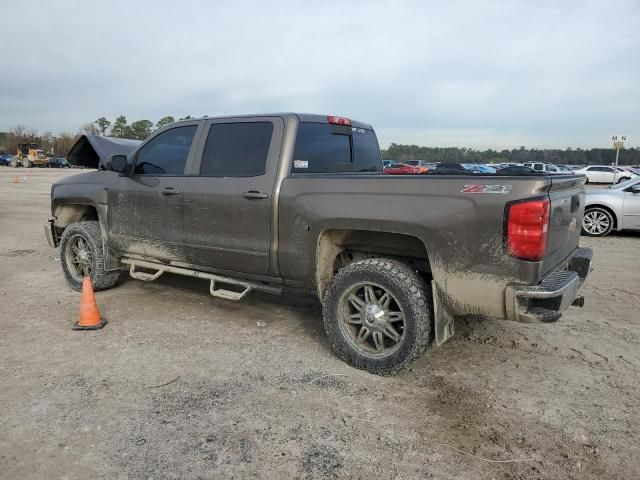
[611,135,627,184]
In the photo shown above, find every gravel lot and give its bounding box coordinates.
[1,167,638,480]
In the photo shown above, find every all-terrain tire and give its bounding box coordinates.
[322,258,433,375]
[59,221,120,291]
[22,158,32,168]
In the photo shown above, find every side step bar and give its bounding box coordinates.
[121,258,282,301]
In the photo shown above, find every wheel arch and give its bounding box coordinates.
[315,228,432,300]
[53,203,100,228]
[53,203,120,270]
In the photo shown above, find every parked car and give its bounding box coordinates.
[557,165,576,173]
[46,113,591,375]
[582,177,640,236]
[0,155,20,167]
[522,162,565,174]
[383,163,421,175]
[573,165,636,184]
[495,165,540,175]
[47,158,70,168]
[462,163,497,174]
[404,160,431,174]
[430,162,468,174]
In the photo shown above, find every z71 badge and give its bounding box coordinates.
[461,184,513,194]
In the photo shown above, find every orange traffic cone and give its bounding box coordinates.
[72,277,107,330]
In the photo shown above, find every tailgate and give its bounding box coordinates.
[542,175,586,275]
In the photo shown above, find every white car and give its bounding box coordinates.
[522,162,566,174]
[574,165,636,184]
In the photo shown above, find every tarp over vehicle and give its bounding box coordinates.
[67,135,141,169]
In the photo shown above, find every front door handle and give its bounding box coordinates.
[243,191,268,199]
[160,187,181,196]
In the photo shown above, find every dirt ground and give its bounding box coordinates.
[0,167,638,480]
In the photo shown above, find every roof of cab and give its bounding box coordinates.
[173,113,373,130]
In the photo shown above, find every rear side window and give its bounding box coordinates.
[200,122,273,177]
[134,125,197,175]
[533,164,543,171]
[292,122,381,173]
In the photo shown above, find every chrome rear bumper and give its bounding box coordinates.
[505,247,593,323]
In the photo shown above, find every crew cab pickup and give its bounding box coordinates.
[46,113,592,375]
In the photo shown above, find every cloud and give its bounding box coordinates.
[1,0,638,148]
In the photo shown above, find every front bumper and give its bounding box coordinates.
[505,247,593,323]
[44,219,59,248]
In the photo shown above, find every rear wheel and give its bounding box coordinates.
[59,221,120,291]
[10,158,19,168]
[582,207,614,237]
[323,258,433,375]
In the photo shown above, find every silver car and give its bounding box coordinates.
[583,177,640,236]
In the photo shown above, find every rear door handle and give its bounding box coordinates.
[160,187,181,196]
[243,191,268,199]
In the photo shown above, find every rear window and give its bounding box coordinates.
[292,122,381,174]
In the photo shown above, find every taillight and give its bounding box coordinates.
[327,115,352,126]
[506,198,550,261]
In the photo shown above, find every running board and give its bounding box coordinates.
[121,258,282,301]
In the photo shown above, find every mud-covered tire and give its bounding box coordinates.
[22,158,32,168]
[59,221,120,291]
[322,258,433,375]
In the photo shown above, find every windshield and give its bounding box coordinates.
[611,176,640,190]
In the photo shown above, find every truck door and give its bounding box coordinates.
[181,117,284,275]
[107,123,202,261]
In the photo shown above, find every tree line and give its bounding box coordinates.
[0,115,187,156]
[381,143,640,166]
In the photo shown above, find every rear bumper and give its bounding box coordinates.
[505,247,593,323]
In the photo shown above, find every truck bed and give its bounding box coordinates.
[278,173,586,320]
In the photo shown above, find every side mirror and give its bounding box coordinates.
[108,155,128,173]
[631,184,640,194]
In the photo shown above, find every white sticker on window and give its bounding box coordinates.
[294,160,308,169]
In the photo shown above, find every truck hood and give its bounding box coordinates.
[67,135,141,169]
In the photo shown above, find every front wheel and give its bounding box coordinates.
[323,258,433,375]
[59,221,120,291]
[22,158,32,168]
[582,207,614,237]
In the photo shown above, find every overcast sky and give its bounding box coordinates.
[1,0,638,149]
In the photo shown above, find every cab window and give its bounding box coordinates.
[134,126,197,175]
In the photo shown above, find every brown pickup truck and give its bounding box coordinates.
[46,113,592,375]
